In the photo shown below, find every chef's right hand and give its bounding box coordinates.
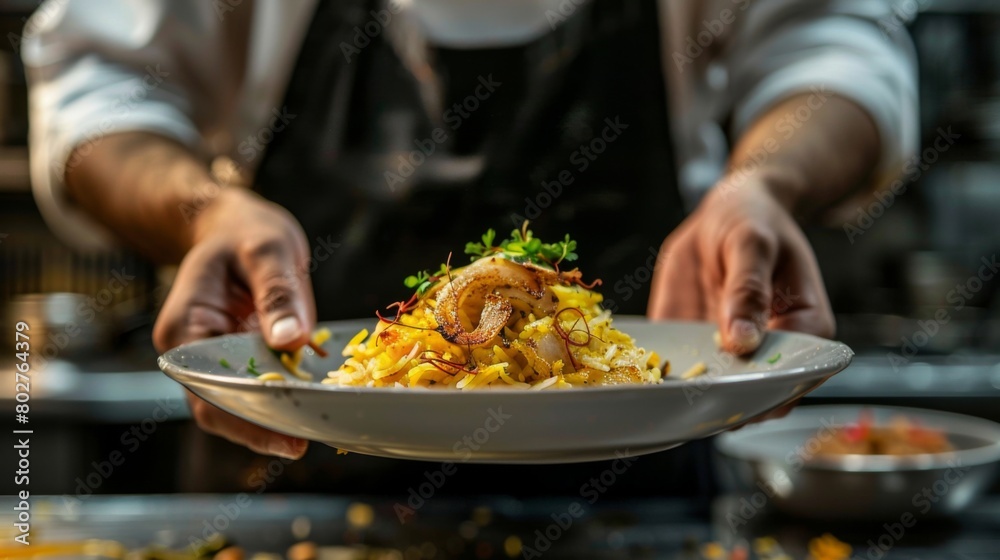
[153,187,315,460]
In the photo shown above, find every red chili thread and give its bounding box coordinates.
[306,340,329,358]
[552,307,596,370]
[420,350,478,377]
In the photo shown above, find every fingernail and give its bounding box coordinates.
[730,319,763,353]
[268,437,307,460]
[270,316,302,347]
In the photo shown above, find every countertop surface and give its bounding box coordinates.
[3,494,1000,559]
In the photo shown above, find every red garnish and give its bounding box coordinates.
[420,350,478,377]
[374,293,437,348]
[553,307,592,347]
[376,328,400,348]
[377,292,421,324]
[375,292,429,332]
[307,340,329,358]
[558,268,602,290]
[842,425,864,443]
[552,307,594,370]
[842,409,874,443]
[377,253,452,333]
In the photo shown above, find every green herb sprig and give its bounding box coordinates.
[403,262,451,296]
[465,223,577,267]
[402,222,579,295]
[247,357,262,376]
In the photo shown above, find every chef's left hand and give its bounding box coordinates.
[647,175,835,355]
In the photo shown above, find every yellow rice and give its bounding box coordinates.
[324,284,662,390]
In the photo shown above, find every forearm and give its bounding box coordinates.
[727,93,881,219]
[64,132,225,263]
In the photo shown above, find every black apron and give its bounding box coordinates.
[253,0,710,499]
[256,0,685,319]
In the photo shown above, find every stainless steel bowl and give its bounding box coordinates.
[715,405,1000,520]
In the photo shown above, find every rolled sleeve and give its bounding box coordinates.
[22,0,231,249]
[726,3,918,183]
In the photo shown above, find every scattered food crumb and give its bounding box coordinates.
[472,506,493,527]
[703,542,725,560]
[753,537,777,556]
[808,533,852,560]
[503,535,522,558]
[681,362,708,380]
[346,502,374,529]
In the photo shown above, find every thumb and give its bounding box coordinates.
[719,230,778,355]
[237,238,316,351]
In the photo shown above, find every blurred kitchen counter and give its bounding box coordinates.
[0,350,187,424]
[2,494,999,559]
[811,353,1000,399]
[0,360,187,423]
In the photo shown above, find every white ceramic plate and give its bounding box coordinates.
[158,317,853,463]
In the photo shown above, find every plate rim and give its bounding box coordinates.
[157,318,854,396]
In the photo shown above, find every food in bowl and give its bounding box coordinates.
[323,224,664,389]
[715,405,1000,520]
[815,409,954,456]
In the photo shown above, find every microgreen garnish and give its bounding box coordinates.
[247,357,262,376]
[219,358,231,369]
[767,352,782,364]
[401,222,584,298]
[465,222,577,268]
[403,270,430,289]
[463,228,498,259]
[403,262,450,296]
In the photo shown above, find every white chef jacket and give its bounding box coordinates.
[21,0,918,249]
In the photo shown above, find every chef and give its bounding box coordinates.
[23,0,915,461]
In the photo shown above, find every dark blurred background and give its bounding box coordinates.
[0,0,998,503]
